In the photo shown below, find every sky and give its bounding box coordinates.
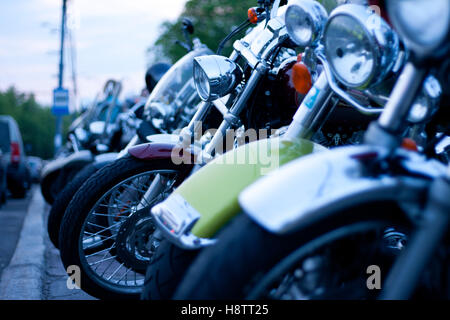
[0,0,187,110]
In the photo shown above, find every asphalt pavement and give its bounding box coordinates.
[0,191,31,279]
[0,185,95,300]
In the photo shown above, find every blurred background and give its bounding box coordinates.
[0,0,255,160]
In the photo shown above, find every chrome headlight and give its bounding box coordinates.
[285,0,328,47]
[387,0,450,58]
[324,4,399,89]
[193,55,243,102]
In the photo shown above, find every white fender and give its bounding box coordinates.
[239,145,447,234]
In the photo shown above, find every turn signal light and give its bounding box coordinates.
[401,138,418,152]
[248,8,259,24]
[291,61,312,95]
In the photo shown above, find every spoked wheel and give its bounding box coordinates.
[174,204,417,300]
[247,221,407,300]
[80,170,177,276]
[59,156,189,299]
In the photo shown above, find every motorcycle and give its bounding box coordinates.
[57,29,216,299]
[145,0,411,299]
[45,63,176,249]
[40,79,123,205]
[173,0,449,300]
[45,20,207,250]
[57,0,322,299]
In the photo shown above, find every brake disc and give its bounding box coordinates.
[115,207,157,274]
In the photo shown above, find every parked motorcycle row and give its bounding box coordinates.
[40,0,449,300]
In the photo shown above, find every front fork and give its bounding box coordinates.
[381,171,450,299]
[136,174,168,211]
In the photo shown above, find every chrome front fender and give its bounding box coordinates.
[94,152,118,163]
[239,145,447,234]
[40,150,93,180]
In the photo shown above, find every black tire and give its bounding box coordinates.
[9,177,27,199]
[40,171,58,204]
[41,162,88,204]
[174,202,410,300]
[59,156,189,300]
[141,239,198,300]
[47,163,99,249]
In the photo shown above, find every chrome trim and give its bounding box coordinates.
[118,135,139,159]
[317,51,383,115]
[407,75,442,124]
[284,71,334,140]
[193,55,243,102]
[378,62,426,132]
[202,63,268,159]
[324,4,399,89]
[68,133,80,152]
[94,152,118,163]
[285,0,328,47]
[233,7,288,68]
[151,194,216,249]
[212,95,230,116]
[145,134,180,144]
[387,0,450,59]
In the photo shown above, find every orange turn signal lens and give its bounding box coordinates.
[291,62,312,95]
[401,138,418,152]
[248,8,258,24]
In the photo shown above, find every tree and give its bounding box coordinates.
[147,0,341,65]
[0,87,72,159]
[148,0,256,64]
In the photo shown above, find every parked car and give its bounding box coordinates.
[27,156,43,183]
[0,150,7,206]
[0,115,31,198]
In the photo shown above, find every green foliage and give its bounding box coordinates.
[148,0,340,64]
[0,87,71,160]
[148,0,256,63]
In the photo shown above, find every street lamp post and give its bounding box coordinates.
[54,0,68,156]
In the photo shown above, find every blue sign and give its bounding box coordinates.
[52,88,70,115]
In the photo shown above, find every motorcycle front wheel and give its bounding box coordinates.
[141,239,199,300]
[47,163,100,249]
[59,155,190,299]
[174,202,416,300]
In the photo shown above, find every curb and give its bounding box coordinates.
[0,186,46,299]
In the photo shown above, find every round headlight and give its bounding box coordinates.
[193,55,243,102]
[285,0,328,47]
[193,62,210,102]
[324,4,399,89]
[387,0,450,58]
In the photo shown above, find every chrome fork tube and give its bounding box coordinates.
[185,50,240,136]
[284,72,334,140]
[186,101,212,133]
[378,63,426,133]
[202,62,268,157]
[381,173,450,300]
[69,133,80,152]
[136,174,167,211]
[117,134,139,159]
